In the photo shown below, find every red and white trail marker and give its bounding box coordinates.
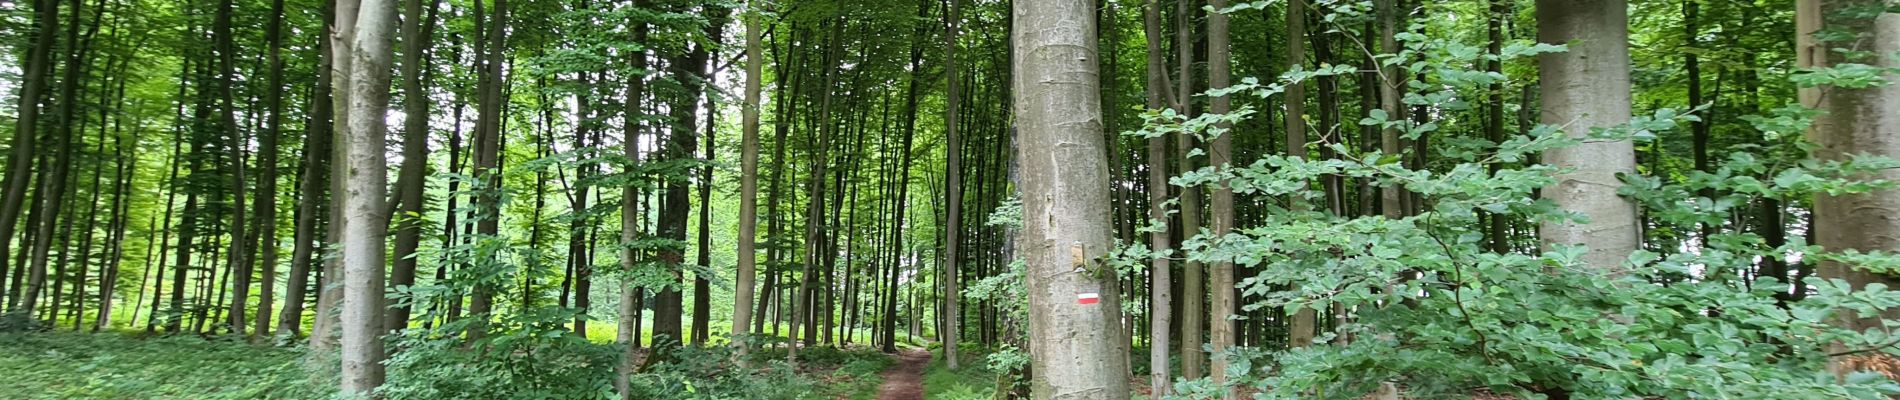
[1077,292,1100,305]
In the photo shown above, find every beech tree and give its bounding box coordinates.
[1013,0,1133,396]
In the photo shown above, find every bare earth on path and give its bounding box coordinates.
[873,349,931,400]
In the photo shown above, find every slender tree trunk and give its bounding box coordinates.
[1535,0,1639,270]
[20,0,83,318]
[311,0,363,351]
[467,0,508,342]
[0,0,58,312]
[1205,0,1238,394]
[1484,0,1509,253]
[940,0,964,370]
[251,0,290,338]
[1141,0,1172,393]
[210,0,255,337]
[387,0,438,333]
[731,0,765,359]
[1276,0,1323,357]
[615,1,650,394]
[1014,0,1134,393]
[1173,0,1206,379]
[280,44,335,338]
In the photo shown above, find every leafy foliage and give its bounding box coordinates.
[1128,5,1900,398]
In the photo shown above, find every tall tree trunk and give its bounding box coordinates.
[0,0,58,312]
[214,0,253,337]
[20,0,84,319]
[312,0,363,352]
[280,37,335,338]
[615,0,650,394]
[1173,0,1206,379]
[1803,0,1900,377]
[1014,0,1134,393]
[688,10,727,346]
[1205,0,1237,394]
[1484,0,1509,253]
[252,0,290,338]
[1141,0,1172,393]
[467,0,508,342]
[731,0,765,359]
[940,0,964,370]
[340,0,398,389]
[1535,0,1638,270]
[387,0,438,333]
[1283,0,1319,354]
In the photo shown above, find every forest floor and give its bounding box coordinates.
[873,349,930,399]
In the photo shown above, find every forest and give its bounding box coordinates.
[0,0,1897,397]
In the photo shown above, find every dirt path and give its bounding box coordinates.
[873,349,931,400]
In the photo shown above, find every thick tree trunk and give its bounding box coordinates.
[1013,0,1134,394]
[467,0,508,342]
[1803,0,1900,376]
[339,0,398,389]
[1535,0,1639,270]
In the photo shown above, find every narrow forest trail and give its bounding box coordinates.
[873,349,931,400]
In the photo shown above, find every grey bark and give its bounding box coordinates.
[1013,0,1135,396]
[339,0,399,390]
[1535,0,1640,270]
[1141,0,1172,394]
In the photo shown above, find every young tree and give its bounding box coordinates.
[1535,0,1639,269]
[1141,0,1172,393]
[387,0,439,333]
[941,0,965,370]
[1014,0,1133,396]
[1206,0,1237,393]
[731,0,764,358]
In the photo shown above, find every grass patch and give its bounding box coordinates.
[0,331,327,399]
[922,348,999,400]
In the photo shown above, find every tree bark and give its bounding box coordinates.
[468,0,509,342]
[1013,0,1135,394]
[339,0,398,389]
[1803,0,1900,376]
[732,0,765,358]
[1205,0,1237,394]
[1141,0,1172,393]
[0,0,58,312]
[615,0,650,394]
[1173,0,1205,379]
[387,0,438,334]
[941,0,964,370]
[1535,0,1639,270]
[251,0,290,338]
[211,0,254,337]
